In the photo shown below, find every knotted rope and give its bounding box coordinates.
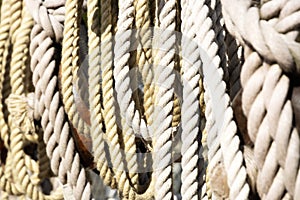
[0,0,299,199]
[27,0,91,198]
[222,0,300,198]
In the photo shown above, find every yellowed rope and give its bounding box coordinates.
[134,0,154,125]
[87,0,116,188]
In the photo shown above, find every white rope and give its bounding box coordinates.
[114,0,150,141]
[190,0,250,198]
[152,0,176,199]
[180,0,202,199]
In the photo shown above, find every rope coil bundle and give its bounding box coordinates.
[0,0,299,199]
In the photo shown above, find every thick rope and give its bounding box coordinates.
[180,0,202,199]
[192,0,250,198]
[26,0,91,199]
[134,0,154,125]
[87,0,115,188]
[225,31,243,100]
[221,0,300,198]
[113,0,139,195]
[152,0,176,199]
[113,0,150,142]
[1,0,300,199]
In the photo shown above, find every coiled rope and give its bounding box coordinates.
[0,0,299,199]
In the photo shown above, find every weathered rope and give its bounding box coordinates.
[222,0,300,198]
[180,0,202,199]
[87,0,116,189]
[152,0,176,199]
[192,0,250,198]
[26,0,91,199]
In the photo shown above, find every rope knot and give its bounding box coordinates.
[221,0,300,75]
[25,0,65,42]
[6,93,35,135]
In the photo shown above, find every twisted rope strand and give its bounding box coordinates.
[153,0,176,199]
[191,0,250,198]
[113,0,139,194]
[27,1,91,198]
[87,0,115,188]
[222,0,300,198]
[180,0,202,199]
[134,0,154,125]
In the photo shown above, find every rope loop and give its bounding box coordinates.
[25,0,65,42]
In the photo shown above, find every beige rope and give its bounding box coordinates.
[26,0,91,199]
[1,0,300,199]
[87,0,115,188]
[222,0,300,198]
[134,0,154,125]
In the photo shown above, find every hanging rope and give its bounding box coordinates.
[152,0,176,199]
[87,0,116,189]
[0,0,300,199]
[222,0,300,198]
[180,0,202,199]
[26,0,91,199]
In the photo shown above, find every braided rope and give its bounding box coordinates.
[222,0,300,198]
[152,0,176,199]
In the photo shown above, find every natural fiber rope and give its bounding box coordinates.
[113,0,140,196]
[222,0,300,198]
[113,0,150,141]
[87,0,115,188]
[26,0,91,199]
[134,0,155,125]
[0,0,35,197]
[1,0,300,199]
[152,0,176,199]
[61,0,89,137]
[225,31,243,100]
[192,0,250,198]
[180,0,202,199]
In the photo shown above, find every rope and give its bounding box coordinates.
[87,0,115,188]
[134,0,154,125]
[113,0,139,195]
[26,0,91,199]
[225,30,243,100]
[0,0,300,199]
[113,0,150,141]
[61,0,89,137]
[191,0,250,198]
[222,0,300,198]
[152,0,176,199]
[180,0,202,199]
